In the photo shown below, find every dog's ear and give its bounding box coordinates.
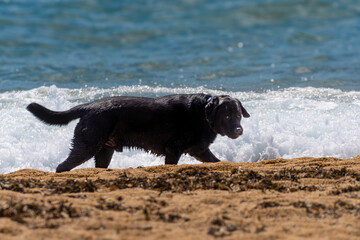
[237,99,250,118]
[205,96,220,126]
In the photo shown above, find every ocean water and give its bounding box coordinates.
[0,0,359,173]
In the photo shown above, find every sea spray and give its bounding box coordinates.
[0,85,359,173]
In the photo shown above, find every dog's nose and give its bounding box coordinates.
[235,127,243,135]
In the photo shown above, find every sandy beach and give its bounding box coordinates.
[0,156,359,240]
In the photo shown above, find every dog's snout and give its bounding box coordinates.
[235,126,243,135]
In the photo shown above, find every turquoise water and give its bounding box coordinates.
[0,1,360,173]
[1,0,359,91]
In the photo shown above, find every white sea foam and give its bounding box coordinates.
[0,85,359,174]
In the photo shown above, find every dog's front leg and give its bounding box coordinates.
[164,148,181,165]
[190,149,220,163]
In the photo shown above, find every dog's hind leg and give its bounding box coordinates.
[56,117,111,173]
[56,145,95,173]
[95,148,114,168]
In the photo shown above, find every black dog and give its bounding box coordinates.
[27,94,250,172]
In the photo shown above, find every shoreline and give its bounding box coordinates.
[1,156,359,239]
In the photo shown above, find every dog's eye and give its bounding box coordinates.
[225,115,230,120]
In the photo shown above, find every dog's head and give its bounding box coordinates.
[205,95,250,139]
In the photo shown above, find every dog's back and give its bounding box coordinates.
[105,94,213,154]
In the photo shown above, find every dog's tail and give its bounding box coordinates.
[26,103,86,126]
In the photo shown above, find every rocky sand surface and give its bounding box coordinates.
[1,156,360,240]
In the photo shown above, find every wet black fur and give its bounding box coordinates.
[27,94,250,172]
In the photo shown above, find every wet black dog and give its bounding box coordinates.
[27,94,250,172]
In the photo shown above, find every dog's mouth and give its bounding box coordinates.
[225,126,243,139]
[227,133,241,139]
[222,131,242,139]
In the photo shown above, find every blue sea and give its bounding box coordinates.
[0,0,359,173]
